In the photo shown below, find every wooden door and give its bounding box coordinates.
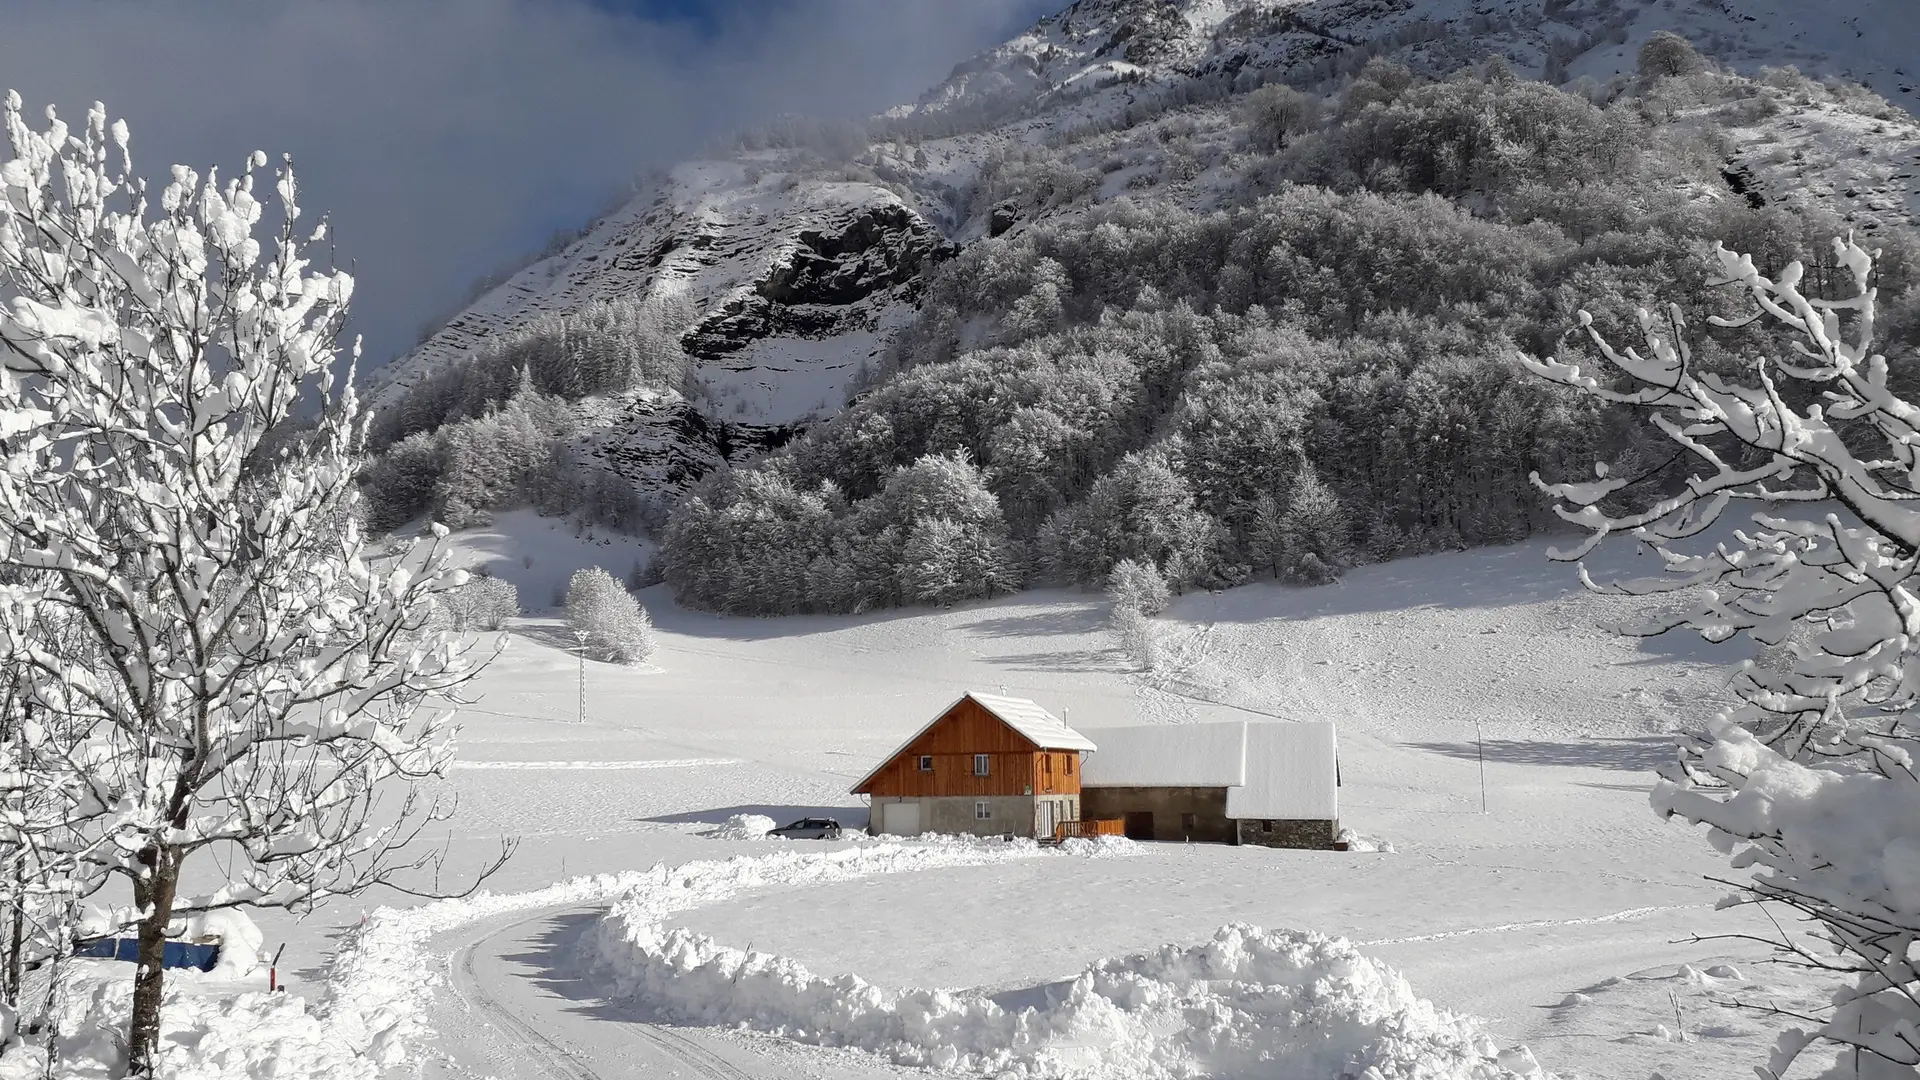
[1037,800,1056,840]
[1124,811,1154,841]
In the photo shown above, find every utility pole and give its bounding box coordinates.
[574,632,587,726]
[1475,719,1487,814]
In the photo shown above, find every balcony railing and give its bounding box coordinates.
[1053,818,1124,840]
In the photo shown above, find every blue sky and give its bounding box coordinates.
[0,0,1058,363]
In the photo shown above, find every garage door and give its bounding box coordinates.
[885,801,921,836]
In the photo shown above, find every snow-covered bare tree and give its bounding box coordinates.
[0,94,500,1075]
[565,566,656,664]
[1106,558,1168,670]
[432,574,521,632]
[1523,236,1920,1078]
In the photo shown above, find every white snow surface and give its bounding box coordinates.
[14,532,1866,1080]
[1079,721,1248,788]
[1228,721,1337,821]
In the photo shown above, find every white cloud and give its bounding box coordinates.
[0,0,1054,361]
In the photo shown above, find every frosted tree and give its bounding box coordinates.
[1275,466,1351,585]
[1523,237,1920,1078]
[433,574,521,632]
[1107,558,1169,670]
[565,566,656,664]
[0,95,499,1075]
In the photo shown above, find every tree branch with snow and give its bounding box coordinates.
[1522,235,1920,1078]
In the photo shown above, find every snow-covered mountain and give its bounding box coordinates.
[371,0,1920,510]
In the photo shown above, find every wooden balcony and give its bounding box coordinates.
[1053,818,1124,840]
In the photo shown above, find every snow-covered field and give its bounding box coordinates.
[37,533,1837,1080]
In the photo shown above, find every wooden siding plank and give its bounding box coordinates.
[857,699,1084,798]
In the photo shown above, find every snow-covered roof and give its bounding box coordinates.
[1078,720,1337,821]
[1227,721,1338,821]
[1077,722,1247,788]
[965,692,1098,753]
[849,692,1096,793]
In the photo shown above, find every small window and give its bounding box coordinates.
[917,755,933,771]
[1181,812,1197,833]
[1043,755,1052,777]
[1262,820,1273,833]
[974,801,992,820]
[973,753,990,776]
[1065,755,1073,775]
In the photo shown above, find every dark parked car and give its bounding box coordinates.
[768,817,843,840]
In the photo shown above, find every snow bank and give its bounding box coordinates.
[1340,828,1397,854]
[584,915,1542,1080]
[703,813,777,840]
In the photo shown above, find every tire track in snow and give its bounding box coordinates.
[1360,903,1709,946]
[451,908,751,1080]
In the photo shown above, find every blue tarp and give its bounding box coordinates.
[73,937,220,972]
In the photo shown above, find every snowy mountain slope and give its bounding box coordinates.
[897,0,1920,132]
[370,0,1920,525]
[373,161,949,428]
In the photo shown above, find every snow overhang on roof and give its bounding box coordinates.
[966,692,1097,752]
[1226,721,1337,821]
[1077,722,1247,788]
[1077,719,1337,820]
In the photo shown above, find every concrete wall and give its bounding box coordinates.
[1236,818,1340,849]
[1081,786,1234,843]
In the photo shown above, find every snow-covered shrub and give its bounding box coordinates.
[565,566,656,664]
[433,575,521,632]
[1525,237,1920,1078]
[1107,558,1171,616]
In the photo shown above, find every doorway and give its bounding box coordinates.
[1123,811,1154,841]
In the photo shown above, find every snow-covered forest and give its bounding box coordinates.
[362,52,1920,615]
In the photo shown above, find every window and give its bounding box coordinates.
[1066,755,1073,775]
[973,754,990,776]
[1262,820,1273,833]
[917,755,933,772]
[974,801,992,820]
[1181,813,1197,834]
[1043,755,1052,777]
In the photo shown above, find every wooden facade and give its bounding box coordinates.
[854,695,1083,800]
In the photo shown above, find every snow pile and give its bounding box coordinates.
[586,916,1542,1078]
[0,974,373,1080]
[182,910,267,979]
[1056,835,1139,858]
[704,813,778,840]
[1340,828,1397,854]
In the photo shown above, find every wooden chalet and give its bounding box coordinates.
[851,692,1098,839]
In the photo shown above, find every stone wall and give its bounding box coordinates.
[1236,818,1339,849]
[1081,786,1234,843]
